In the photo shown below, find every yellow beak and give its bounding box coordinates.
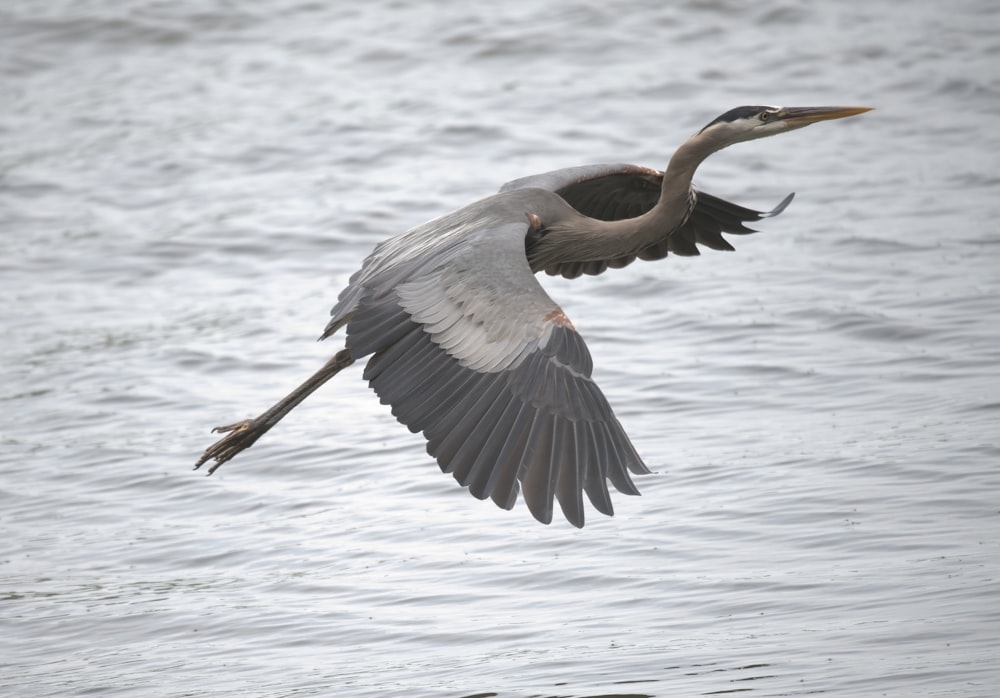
[779,106,874,127]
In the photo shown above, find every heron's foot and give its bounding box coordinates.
[194,419,263,475]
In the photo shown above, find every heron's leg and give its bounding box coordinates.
[195,348,355,474]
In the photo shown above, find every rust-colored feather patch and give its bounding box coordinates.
[544,308,575,330]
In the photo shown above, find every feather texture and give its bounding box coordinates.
[333,194,649,526]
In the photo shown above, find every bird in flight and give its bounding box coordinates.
[196,105,871,527]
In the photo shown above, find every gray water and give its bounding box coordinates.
[3,1,999,696]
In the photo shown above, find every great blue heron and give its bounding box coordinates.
[196,105,871,527]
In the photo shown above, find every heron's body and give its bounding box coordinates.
[196,105,870,527]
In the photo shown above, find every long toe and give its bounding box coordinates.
[211,420,253,435]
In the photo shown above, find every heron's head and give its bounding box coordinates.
[698,105,872,147]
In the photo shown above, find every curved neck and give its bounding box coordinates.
[622,127,729,240]
[662,126,729,191]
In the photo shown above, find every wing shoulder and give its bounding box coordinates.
[502,163,664,222]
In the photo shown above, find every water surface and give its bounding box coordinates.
[2,1,999,696]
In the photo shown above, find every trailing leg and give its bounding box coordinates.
[194,348,355,474]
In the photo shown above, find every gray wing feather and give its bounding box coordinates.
[341,210,647,527]
[361,312,648,527]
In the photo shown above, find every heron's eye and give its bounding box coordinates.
[759,112,770,122]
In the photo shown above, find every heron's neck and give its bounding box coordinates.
[661,127,727,195]
[628,128,725,238]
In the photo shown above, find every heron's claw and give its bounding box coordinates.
[211,420,252,435]
[194,419,260,475]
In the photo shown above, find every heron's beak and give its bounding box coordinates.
[779,106,873,127]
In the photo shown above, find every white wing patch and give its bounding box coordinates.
[396,272,558,373]
[393,219,567,374]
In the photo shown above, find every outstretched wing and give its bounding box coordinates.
[341,211,648,527]
[503,163,793,278]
